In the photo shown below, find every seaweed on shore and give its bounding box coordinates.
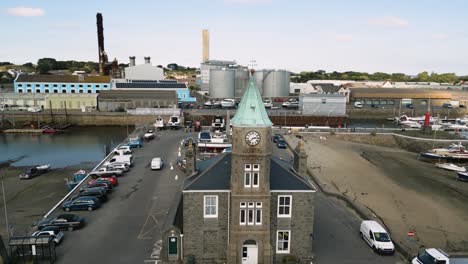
[0,155,27,169]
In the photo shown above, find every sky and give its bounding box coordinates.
[1,0,468,75]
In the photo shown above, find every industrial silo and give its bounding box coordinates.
[234,69,249,97]
[263,70,290,97]
[253,70,265,96]
[209,69,235,98]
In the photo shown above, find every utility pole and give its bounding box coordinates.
[1,175,9,241]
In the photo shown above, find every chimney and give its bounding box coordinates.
[202,29,210,63]
[129,56,136,67]
[293,138,308,177]
[96,13,105,75]
[144,57,151,64]
[185,140,197,175]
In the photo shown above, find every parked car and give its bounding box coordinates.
[273,134,282,143]
[35,214,85,231]
[127,140,143,148]
[371,104,379,109]
[277,139,287,149]
[151,157,164,170]
[406,103,415,109]
[286,101,299,109]
[84,182,113,193]
[63,196,101,211]
[89,176,118,187]
[78,188,108,202]
[443,103,453,109]
[354,102,363,108]
[31,226,64,245]
[360,220,395,255]
[143,130,155,140]
[114,145,132,154]
[106,162,129,173]
[27,106,42,113]
[222,147,232,153]
[274,98,285,102]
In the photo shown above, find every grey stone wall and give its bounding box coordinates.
[270,192,315,264]
[183,192,229,263]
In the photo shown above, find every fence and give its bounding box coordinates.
[127,108,181,116]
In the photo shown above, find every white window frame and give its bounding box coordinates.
[253,164,260,171]
[203,195,218,218]
[245,164,260,188]
[240,202,246,225]
[276,230,291,254]
[255,202,262,225]
[277,195,292,218]
[244,172,251,187]
[252,172,259,187]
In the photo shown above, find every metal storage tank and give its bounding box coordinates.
[263,70,290,97]
[209,69,235,98]
[234,69,249,97]
[253,70,265,96]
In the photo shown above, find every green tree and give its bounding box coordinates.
[22,62,34,68]
[37,58,57,73]
[416,71,430,82]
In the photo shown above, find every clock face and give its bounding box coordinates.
[245,131,261,146]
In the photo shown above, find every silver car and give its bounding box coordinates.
[32,226,64,244]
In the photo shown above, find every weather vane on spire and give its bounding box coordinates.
[248,59,257,76]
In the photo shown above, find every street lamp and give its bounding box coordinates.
[1,174,9,240]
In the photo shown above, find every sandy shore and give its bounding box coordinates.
[0,162,95,240]
[286,134,468,255]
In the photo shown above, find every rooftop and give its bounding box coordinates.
[98,90,177,100]
[16,74,111,83]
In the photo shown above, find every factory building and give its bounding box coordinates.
[124,56,164,80]
[98,90,178,111]
[111,79,196,102]
[46,94,98,111]
[299,94,347,116]
[14,75,111,94]
[350,88,452,107]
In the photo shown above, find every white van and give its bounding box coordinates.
[360,220,395,254]
[105,155,134,167]
[151,157,164,170]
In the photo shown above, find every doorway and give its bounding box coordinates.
[241,240,258,264]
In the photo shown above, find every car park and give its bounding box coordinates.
[31,226,64,244]
[63,196,101,211]
[151,157,164,170]
[35,214,85,231]
[360,220,395,254]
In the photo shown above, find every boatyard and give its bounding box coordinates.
[285,134,468,257]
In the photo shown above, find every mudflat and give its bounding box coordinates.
[286,135,468,254]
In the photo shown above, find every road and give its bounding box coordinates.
[54,129,187,263]
[271,141,406,264]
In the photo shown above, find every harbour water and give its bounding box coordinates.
[0,126,129,168]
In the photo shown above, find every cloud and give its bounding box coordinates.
[431,33,448,40]
[6,7,45,17]
[332,33,353,42]
[224,0,271,4]
[368,16,408,28]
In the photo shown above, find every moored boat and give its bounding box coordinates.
[435,163,466,172]
[456,171,468,182]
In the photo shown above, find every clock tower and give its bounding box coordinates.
[228,70,273,263]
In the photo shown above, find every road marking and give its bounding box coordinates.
[137,214,160,240]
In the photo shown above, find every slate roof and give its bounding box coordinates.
[16,74,111,83]
[183,154,315,191]
[115,82,187,89]
[98,90,177,100]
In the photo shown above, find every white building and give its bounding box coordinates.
[299,94,346,116]
[290,83,319,94]
[124,56,164,80]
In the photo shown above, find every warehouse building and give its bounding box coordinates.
[111,79,196,103]
[14,75,111,94]
[98,90,178,111]
[299,94,346,116]
[46,94,98,111]
[124,56,164,80]
[350,88,452,107]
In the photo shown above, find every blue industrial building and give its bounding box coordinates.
[14,75,111,94]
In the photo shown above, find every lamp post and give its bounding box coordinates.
[180,233,184,260]
[1,175,9,240]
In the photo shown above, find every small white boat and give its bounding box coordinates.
[154,117,166,129]
[220,99,236,108]
[264,99,273,109]
[435,163,466,172]
[36,164,51,171]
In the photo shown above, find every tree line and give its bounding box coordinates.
[292,70,464,84]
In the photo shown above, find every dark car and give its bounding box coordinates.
[82,182,113,193]
[63,196,101,212]
[443,103,453,109]
[406,103,414,109]
[273,134,282,143]
[19,167,48,179]
[371,104,379,109]
[35,214,85,231]
[277,139,287,149]
[78,188,108,203]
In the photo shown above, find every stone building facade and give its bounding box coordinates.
[165,72,316,264]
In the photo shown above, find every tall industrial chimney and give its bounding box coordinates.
[202,29,210,63]
[96,13,107,75]
[144,57,151,64]
[129,56,136,67]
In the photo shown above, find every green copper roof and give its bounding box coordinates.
[231,76,273,127]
